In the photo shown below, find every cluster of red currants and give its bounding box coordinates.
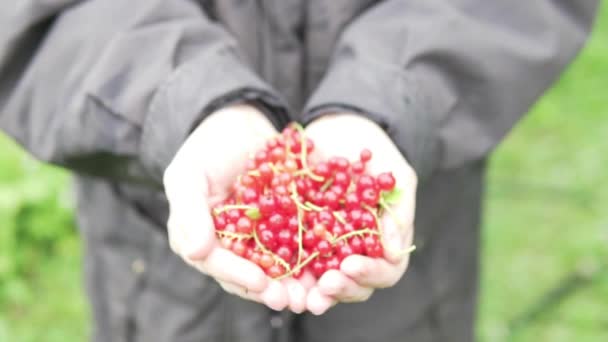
[212,124,398,280]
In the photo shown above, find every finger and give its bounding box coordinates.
[218,280,264,303]
[317,270,374,303]
[283,277,307,313]
[378,170,416,264]
[186,247,268,293]
[260,279,290,311]
[381,217,415,264]
[340,254,410,289]
[296,271,318,291]
[165,167,215,260]
[306,287,336,316]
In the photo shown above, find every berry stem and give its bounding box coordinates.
[289,182,312,212]
[333,228,380,244]
[216,231,253,240]
[320,178,334,192]
[292,122,324,182]
[332,211,347,224]
[274,251,320,280]
[304,201,324,212]
[252,223,291,271]
[214,204,257,215]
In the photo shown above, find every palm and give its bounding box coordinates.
[303,113,417,314]
[163,106,303,312]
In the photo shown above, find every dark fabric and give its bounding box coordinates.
[0,0,598,341]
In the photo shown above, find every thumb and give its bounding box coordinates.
[165,166,216,260]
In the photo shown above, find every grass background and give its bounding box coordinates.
[0,5,607,341]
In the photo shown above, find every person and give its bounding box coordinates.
[0,1,598,341]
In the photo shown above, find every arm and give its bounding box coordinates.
[303,0,598,180]
[0,0,289,186]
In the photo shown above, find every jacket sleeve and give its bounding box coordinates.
[0,0,290,187]
[303,0,598,180]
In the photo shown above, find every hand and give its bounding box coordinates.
[163,105,306,312]
[303,113,417,315]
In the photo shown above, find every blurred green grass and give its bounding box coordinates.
[0,4,607,342]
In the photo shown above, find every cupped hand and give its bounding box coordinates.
[163,105,306,312]
[303,113,417,315]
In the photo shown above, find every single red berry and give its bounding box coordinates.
[351,161,365,174]
[287,215,299,232]
[356,175,376,192]
[361,188,380,206]
[241,175,258,188]
[236,217,253,234]
[360,211,376,229]
[329,184,345,197]
[278,229,293,246]
[303,230,318,249]
[284,159,298,173]
[367,243,384,258]
[277,195,296,215]
[258,163,274,184]
[313,223,327,237]
[224,223,237,233]
[254,150,269,166]
[350,236,364,254]
[317,210,335,226]
[257,221,269,232]
[337,244,354,260]
[331,224,344,237]
[231,240,247,257]
[333,171,350,188]
[266,137,279,150]
[226,209,241,223]
[259,229,277,250]
[344,192,360,210]
[377,172,397,192]
[317,240,332,256]
[259,254,274,269]
[326,255,340,270]
[360,149,372,163]
[363,235,383,257]
[273,185,289,196]
[249,250,262,264]
[311,259,327,278]
[242,188,259,204]
[295,178,311,193]
[276,245,294,263]
[267,264,285,278]
[348,209,364,228]
[334,157,350,172]
[258,195,276,217]
[270,147,286,163]
[323,191,340,209]
[220,237,233,249]
[343,222,355,234]
[278,172,292,185]
[213,215,227,230]
[268,213,285,231]
[314,162,331,179]
[245,159,257,171]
